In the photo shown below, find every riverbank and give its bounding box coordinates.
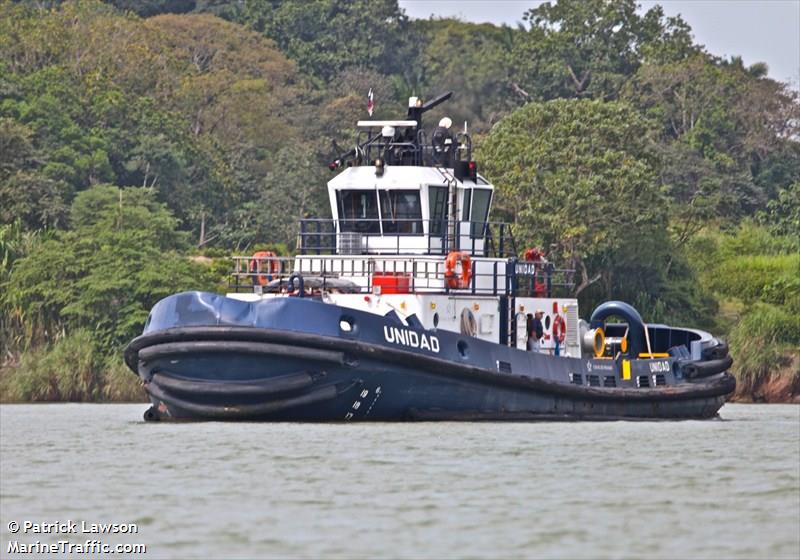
[732,354,800,403]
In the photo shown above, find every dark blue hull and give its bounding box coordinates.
[124,293,735,422]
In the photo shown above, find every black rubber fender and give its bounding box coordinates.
[149,371,315,397]
[702,341,729,360]
[145,382,338,420]
[682,355,734,379]
[137,340,345,366]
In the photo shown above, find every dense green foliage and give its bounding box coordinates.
[478,100,665,301]
[686,224,800,397]
[6,185,216,349]
[1,0,798,401]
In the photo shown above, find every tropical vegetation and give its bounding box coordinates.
[1,0,797,402]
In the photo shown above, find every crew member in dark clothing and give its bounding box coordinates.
[527,309,545,352]
[431,117,453,166]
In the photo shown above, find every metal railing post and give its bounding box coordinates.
[471,258,476,294]
[315,220,321,255]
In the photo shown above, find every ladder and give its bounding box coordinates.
[500,260,519,347]
[436,167,458,253]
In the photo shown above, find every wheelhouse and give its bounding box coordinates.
[320,165,497,256]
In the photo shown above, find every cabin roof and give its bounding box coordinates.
[327,165,491,190]
[356,120,418,128]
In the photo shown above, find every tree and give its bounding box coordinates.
[237,0,410,85]
[105,0,196,17]
[623,54,800,233]
[142,13,313,243]
[222,145,330,250]
[5,185,216,350]
[0,2,316,247]
[511,0,697,101]
[476,99,667,306]
[410,19,520,131]
[760,181,800,240]
[0,118,70,229]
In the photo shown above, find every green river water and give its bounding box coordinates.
[1,403,798,559]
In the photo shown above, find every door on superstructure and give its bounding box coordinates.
[459,187,491,255]
[427,185,448,254]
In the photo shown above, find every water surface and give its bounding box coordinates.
[1,404,798,559]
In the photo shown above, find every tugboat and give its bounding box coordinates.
[125,92,735,421]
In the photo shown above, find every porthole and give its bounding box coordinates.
[339,316,355,333]
[433,312,440,328]
[545,315,551,329]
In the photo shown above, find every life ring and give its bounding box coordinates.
[445,251,472,289]
[552,314,566,344]
[248,251,279,286]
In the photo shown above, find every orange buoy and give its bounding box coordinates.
[445,251,472,289]
[248,251,279,286]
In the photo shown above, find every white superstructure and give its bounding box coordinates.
[228,96,579,357]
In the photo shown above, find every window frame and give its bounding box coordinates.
[336,190,380,234]
[379,189,424,235]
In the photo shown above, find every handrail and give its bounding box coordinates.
[348,128,472,168]
[297,218,517,258]
[229,254,575,297]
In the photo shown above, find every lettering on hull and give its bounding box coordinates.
[649,360,670,373]
[383,326,440,353]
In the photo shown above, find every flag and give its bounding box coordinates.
[367,88,374,116]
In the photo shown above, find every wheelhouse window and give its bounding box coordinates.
[429,186,448,236]
[379,190,423,234]
[469,188,492,238]
[337,190,379,233]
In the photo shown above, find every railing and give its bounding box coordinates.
[229,254,574,298]
[351,129,470,168]
[513,261,576,296]
[297,218,517,258]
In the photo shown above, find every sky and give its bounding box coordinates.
[397,0,800,87]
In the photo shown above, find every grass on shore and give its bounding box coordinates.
[0,329,146,403]
[728,304,800,401]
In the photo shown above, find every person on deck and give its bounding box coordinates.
[527,310,545,352]
[431,117,453,166]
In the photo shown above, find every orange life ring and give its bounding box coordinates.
[445,251,472,289]
[552,314,566,344]
[248,251,279,286]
